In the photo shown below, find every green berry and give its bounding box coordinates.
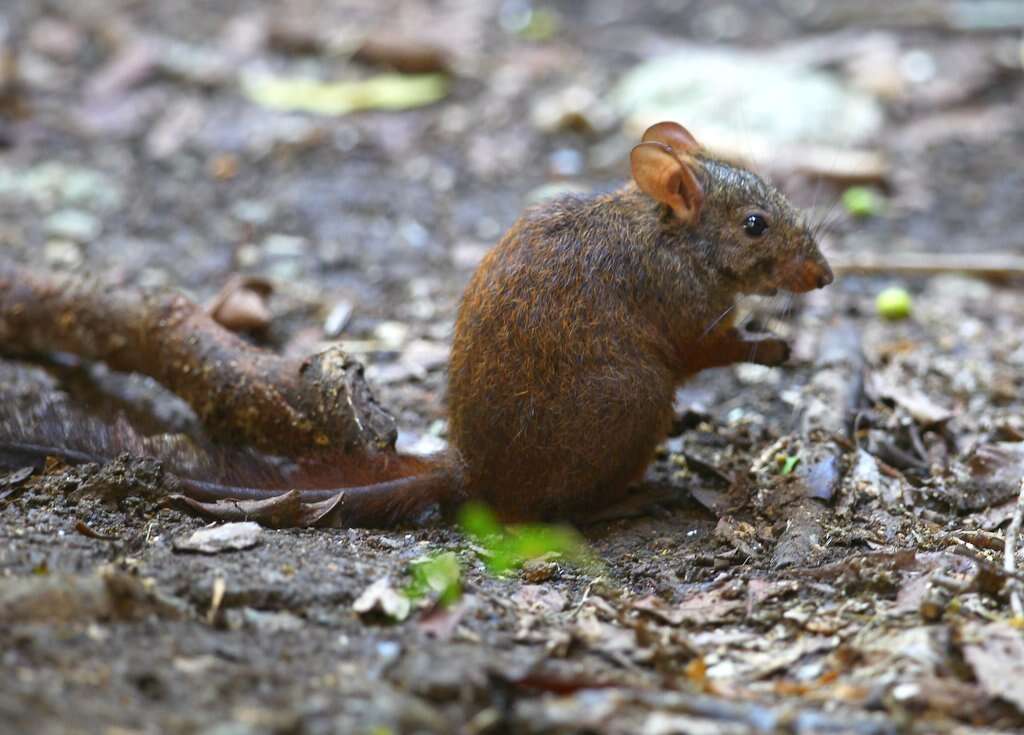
[876,287,912,320]
[842,186,883,217]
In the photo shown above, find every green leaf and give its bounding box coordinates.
[458,503,602,575]
[458,502,504,539]
[405,552,462,607]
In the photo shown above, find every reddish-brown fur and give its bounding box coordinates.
[3,122,833,526]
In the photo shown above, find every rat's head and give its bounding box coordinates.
[630,121,833,296]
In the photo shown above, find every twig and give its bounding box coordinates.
[1004,477,1024,619]
[633,689,897,735]
[832,253,1024,280]
[0,258,396,457]
[954,529,1005,553]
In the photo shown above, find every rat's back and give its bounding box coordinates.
[447,198,676,521]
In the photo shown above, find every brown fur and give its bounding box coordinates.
[1,122,832,527]
[447,154,830,520]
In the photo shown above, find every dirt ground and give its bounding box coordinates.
[2,1,1024,733]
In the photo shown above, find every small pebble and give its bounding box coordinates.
[521,559,558,583]
[45,209,101,242]
[323,300,354,338]
[43,239,82,268]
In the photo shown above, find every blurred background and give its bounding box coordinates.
[0,0,1022,423]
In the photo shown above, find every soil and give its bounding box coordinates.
[2,1,1024,733]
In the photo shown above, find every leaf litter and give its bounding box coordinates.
[1,0,1024,732]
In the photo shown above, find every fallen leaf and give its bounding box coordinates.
[746,579,800,613]
[801,452,842,501]
[574,607,636,653]
[635,582,746,627]
[353,577,412,622]
[405,552,462,606]
[632,594,687,625]
[951,443,1024,511]
[868,365,954,426]
[0,465,35,500]
[166,488,346,527]
[962,621,1024,715]
[417,597,470,640]
[512,585,567,614]
[890,571,949,618]
[241,72,448,115]
[963,500,1018,531]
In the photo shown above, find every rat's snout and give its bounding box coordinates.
[777,255,834,293]
[813,260,834,288]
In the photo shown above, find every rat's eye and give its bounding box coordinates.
[743,213,769,238]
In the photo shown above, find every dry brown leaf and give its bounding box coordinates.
[868,365,954,426]
[961,621,1024,715]
[512,584,567,614]
[635,582,746,627]
[746,579,800,614]
[417,597,470,640]
[166,489,346,528]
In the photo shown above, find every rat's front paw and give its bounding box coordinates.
[748,337,790,366]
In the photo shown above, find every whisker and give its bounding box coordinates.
[782,292,796,322]
[808,170,826,218]
[700,304,736,339]
[812,195,841,240]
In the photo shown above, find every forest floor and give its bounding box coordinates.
[2,1,1024,733]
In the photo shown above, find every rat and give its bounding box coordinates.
[0,122,832,526]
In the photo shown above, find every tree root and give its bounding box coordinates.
[0,258,397,457]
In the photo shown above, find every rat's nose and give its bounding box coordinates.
[778,257,834,293]
[816,262,834,289]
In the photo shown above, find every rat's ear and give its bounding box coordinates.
[630,141,704,224]
[641,121,701,157]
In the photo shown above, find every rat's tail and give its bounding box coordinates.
[1,399,466,527]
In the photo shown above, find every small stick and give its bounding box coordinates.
[1004,477,1024,619]
[0,258,397,457]
[832,253,1024,280]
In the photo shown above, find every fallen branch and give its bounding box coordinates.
[1004,477,1024,619]
[767,319,864,568]
[0,258,397,456]
[832,253,1024,280]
